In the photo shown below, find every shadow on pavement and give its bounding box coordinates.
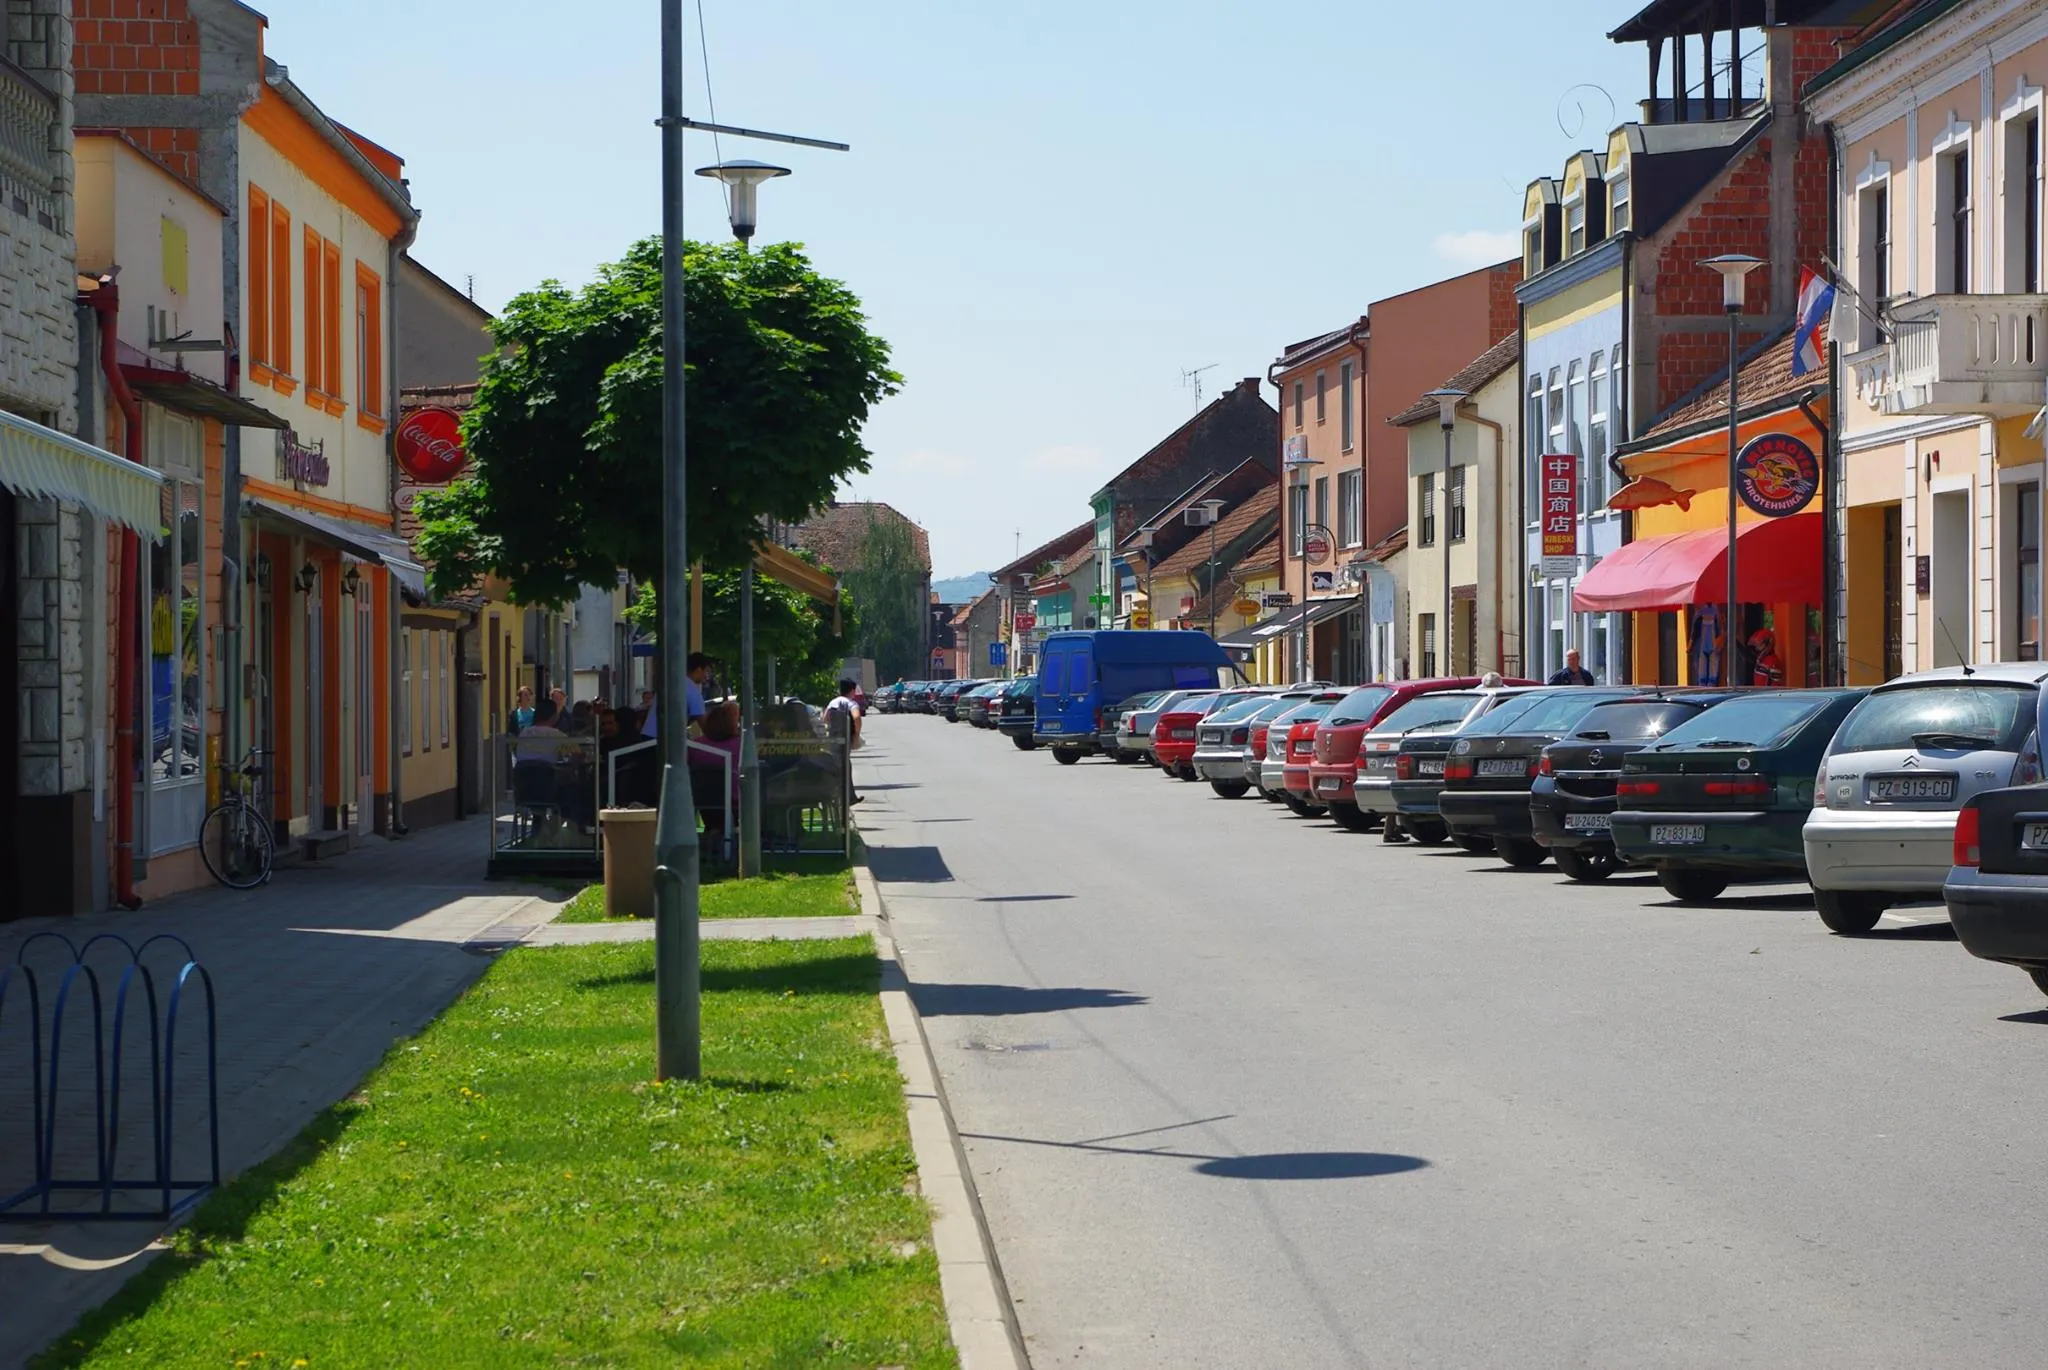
[1997,1008,2048,1025]
[860,782,922,792]
[975,894,1074,904]
[1854,922,1958,941]
[1195,1151,1431,1180]
[911,983,1146,1016]
[866,845,955,884]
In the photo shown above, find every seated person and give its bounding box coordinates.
[691,702,743,847]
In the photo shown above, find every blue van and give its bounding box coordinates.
[1035,630,1235,763]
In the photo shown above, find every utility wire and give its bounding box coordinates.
[693,0,729,223]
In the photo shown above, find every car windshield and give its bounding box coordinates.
[1208,697,1272,724]
[1829,681,2036,754]
[1325,686,1394,726]
[1647,692,1840,751]
[1569,699,1703,742]
[1274,700,1336,725]
[1369,692,1482,736]
[1464,689,1629,737]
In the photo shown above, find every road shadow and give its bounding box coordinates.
[911,983,1147,1016]
[861,782,921,792]
[1998,1008,2048,1025]
[975,894,1074,904]
[865,845,955,884]
[1195,1151,1430,1180]
[1852,922,1958,941]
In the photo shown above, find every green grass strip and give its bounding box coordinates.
[557,866,856,924]
[36,938,954,1369]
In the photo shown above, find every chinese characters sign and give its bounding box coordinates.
[1539,452,1578,578]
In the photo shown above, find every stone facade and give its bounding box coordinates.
[16,499,86,794]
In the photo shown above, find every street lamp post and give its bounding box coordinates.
[1703,254,1764,687]
[1424,388,1466,675]
[649,5,846,1080]
[1289,457,1322,682]
[1200,498,1226,637]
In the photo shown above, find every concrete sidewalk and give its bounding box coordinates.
[0,819,554,1369]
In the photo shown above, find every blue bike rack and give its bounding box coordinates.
[0,932,220,1223]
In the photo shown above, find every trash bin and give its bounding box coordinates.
[599,807,659,919]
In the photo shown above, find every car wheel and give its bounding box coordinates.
[1553,847,1615,882]
[1282,794,1314,817]
[1328,804,1374,832]
[2029,968,2048,999]
[1452,834,1495,854]
[1011,735,1036,751]
[1657,869,1728,903]
[1209,779,1251,800]
[1258,787,1282,803]
[1496,836,1547,868]
[1408,819,1449,847]
[1813,888,1887,935]
[1114,751,1139,763]
[1052,747,1082,766]
[1177,763,1199,782]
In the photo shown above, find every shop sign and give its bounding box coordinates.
[1232,598,1263,616]
[1735,432,1820,517]
[394,406,469,484]
[1260,591,1294,609]
[1303,524,1333,565]
[279,430,329,487]
[1540,452,1578,578]
[1282,435,1311,467]
[1130,608,1152,629]
[1310,570,1336,592]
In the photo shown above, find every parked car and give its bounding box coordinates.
[1529,690,1745,882]
[1102,689,1179,760]
[1804,665,2046,933]
[1308,677,1533,832]
[1383,689,1542,845]
[1155,691,1271,781]
[909,681,943,713]
[1354,688,1520,842]
[1036,630,1235,763]
[997,676,1039,748]
[871,682,906,714]
[936,679,979,720]
[1260,691,1346,806]
[1945,775,2048,997]
[1438,687,1638,866]
[1198,694,1315,800]
[964,681,1009,728]
[1610,688,1868,903]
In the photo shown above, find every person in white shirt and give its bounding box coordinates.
[823,678,864,806]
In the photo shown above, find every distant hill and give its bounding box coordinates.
[932,571,995,603]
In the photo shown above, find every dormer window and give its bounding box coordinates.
[1566,195,1587,256]
[1609,169,1631,232]
[1524,222,1543,276]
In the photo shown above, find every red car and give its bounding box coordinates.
[1153,689,1266,780]
[1306,677,1534,832]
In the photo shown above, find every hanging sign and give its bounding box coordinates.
[1282,435,1312,467]
[1303,524,1333,565]
[1310,570,1336,592]
[1735,432,1820,517]
[1540,452,1579,578]
[1130,607,1152,629]
[1232,598,1263,616]
[1261,592,1294,609]
[394,406,469,484]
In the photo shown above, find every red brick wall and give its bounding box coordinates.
[1488,261,1524,347]
[73,2,202,180]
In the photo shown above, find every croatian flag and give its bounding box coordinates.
[1792,266,1836,377]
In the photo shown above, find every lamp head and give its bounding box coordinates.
[1701,254,1764,311]
[696,159,792,242]
[1423,387,1467,430]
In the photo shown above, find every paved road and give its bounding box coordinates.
[861,716,2048,1370]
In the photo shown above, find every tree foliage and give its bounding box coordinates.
[415,238,900,605]
[624,568,853,705]
[843,510,926,682]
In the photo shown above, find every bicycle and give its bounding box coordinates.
[199,747,276,889]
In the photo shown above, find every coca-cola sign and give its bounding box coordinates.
[394,406,468,484]
[279,431,329,487]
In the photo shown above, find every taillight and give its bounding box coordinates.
[1954,802,1981,868]
[1395,755,1415,780]
[1526,757,1542,778]
[1230,728,1248,745]
[1617,779,1659,796]
[1444,760,1473,780]
[1538,754,1554,776]
[1094,707,1104,731]
[2016,745,2043,787]
[1704,778,1771,797]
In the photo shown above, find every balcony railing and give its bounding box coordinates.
[0,53,59,230]
[1885,294,2048,417]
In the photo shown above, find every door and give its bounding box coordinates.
[355,598,374,833]
[1066,639,1094,731]
[1882,505,1903,680]
[305,580,323,826]
[1931,489,1971,667]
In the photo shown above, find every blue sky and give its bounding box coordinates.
[261,0,1649,576]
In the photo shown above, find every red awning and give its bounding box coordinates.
[1572,512,1821,613]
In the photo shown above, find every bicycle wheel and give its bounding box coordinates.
[200,801,274,889]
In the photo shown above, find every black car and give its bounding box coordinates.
[997,677,1039,749]
[1610,688,1868,903]
[1529,690,1746,882]
[1438,687,1638,867]
[1947,782,2048,997]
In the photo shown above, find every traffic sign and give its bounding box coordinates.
[989,641,1007,666]
[1013,611,1036,632]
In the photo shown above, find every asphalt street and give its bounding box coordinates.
[860,713,2048,1370]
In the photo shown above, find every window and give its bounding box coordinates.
[1337,468,1361,547]
[1566,195,1587,255]
[2004,112,2041,293]
[1315,370,1327,424]
[148,475,203,788]
[1448,464,1467,542]
[304,228,324,401]
[1526,375,1545,529]
[1609,169,1631,232]
[1419,472,1437,546]
[355,262,384,422]
[1937,139,1972,293]
[1566,361,1585,462]
[323,239,343,404]
[1340,360,1355,450]
[247,187,269,367]
[1524,223,1543,277]
[1856,177,1891,346]
[400,631,412,756]
[1611,345,1625,436]
[1314,474,1328,535]
[420,631,433,753]
[1419,613,1438,678]
[1292,380,1303,430]
[2018,483,2041,661]
[1289,482,1307,555]
[269,198,292,382]
[1589,354,1609,510]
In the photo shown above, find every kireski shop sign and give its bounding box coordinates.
[278,429,329,488]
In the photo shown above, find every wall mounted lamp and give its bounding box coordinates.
[294,562,318,595]
[341,566,362,598]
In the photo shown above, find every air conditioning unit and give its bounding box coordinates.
[1184,506,1217,527]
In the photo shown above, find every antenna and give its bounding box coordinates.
[465,273,476,301]
[1180,363,1218,412]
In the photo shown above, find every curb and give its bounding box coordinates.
[855,862,1031,1370]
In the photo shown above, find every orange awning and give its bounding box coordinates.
[1572,513,1821,614]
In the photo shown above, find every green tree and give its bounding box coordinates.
[624,568,853,705]
[415,238,899,604]
[842,510,926,681]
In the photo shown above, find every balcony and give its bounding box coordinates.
[0,53,59,230]
[1884,294,2048,418]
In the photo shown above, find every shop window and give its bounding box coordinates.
[2017,483,2040,660]
[145,411,205,855]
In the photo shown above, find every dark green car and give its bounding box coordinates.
[1610,688,1868,903]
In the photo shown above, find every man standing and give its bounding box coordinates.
[642,652,715,740]
[824,678,865,807]
[1548,648,1596,686]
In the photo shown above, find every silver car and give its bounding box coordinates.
[1117,688,1212,765]
[1804,664,2046,933]
[1259,690,1346,799]
[1192,695,1291,798]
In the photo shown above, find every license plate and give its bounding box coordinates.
[1042,722,1061,733]
[1564,813,1612,831]
[1868,774,1956,802]
[1651,823,1706,845]
[1419,759,1444,776]
[1317,777,1343,794]
[2023,823,2048,850]
[1171,728,1195,740]
[1477,758,1524,777]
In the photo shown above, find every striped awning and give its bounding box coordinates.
[0,407,164,539]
